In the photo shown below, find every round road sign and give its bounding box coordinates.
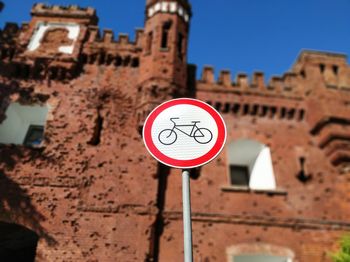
[143,98,227,169]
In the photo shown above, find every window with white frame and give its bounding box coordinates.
[0,103,48,147]
[227,139,276,190]
[227,244,294,262]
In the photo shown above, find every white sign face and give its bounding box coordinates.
[143,98,227,169]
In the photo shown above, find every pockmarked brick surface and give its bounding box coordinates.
[0,1,349,261]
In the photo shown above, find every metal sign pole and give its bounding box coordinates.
[182,169,193,262]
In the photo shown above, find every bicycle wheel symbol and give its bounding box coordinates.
[158,129,177,145]
[193,128,213,144]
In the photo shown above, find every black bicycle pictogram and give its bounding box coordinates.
[158,117,213,145]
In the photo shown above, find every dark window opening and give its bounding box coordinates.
[123,56,131,67]
[58,67,66,80]
[243,104,249,115]
[33,64,45,79]
[223,103,230,113]
[131,57,139,68]
[21,65,30,79]
[261,105,268,117]
[280,107,286,119]
[300,70,306,78]
[177,33,184,59]
[146,31,153,54]
[115,56,122,67]
[161,21,172,49]
[319,63,325,73]
[98,52,106,65]
[49,67,58,79]
[270,106,277,118]
[287,108,295,120]
[106,54,114,65]
[332,65,339,75]
[298,109,305,121]
[215,102,222,112]
[88,110,103,146]
[251,104,258,116]
[89,54,97,64]
[230,165,249,186]
[232,103,241,114]
[23,125,44,147]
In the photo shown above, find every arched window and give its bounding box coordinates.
[227,243,294,262]
[227,139,276,190]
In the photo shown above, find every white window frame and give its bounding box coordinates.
[227,139,277,190]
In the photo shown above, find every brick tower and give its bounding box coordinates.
[136,0,192,127]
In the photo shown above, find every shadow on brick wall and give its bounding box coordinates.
[0,146,57,247]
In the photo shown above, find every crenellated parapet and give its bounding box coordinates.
[80,27,143,68]
[197,51,350,100]
[197,66,306,124]
[31,3,98,25]
[197,66,303,99]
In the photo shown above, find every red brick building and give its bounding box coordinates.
[0,0,349,261]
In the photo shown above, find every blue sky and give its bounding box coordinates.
[1,0,350,81]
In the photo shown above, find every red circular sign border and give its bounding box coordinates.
[143,98,227,169]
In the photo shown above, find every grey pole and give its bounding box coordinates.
[182,169,193,262]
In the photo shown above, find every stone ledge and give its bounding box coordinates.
[164,211,350,231]
[221,185,287,196]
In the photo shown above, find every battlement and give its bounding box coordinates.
[57,26,143,69]
[293,50,347,68]
[31,3,98,24]
[198,66,302,98]
[86,26,144,48]
[198,50,350,98]
[146,0,191,22]
[292,50,350,91]
[82,27,143,68]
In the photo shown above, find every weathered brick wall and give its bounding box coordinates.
[0,1,349,262]
[157,51,350,261]
[0,4,160,261]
